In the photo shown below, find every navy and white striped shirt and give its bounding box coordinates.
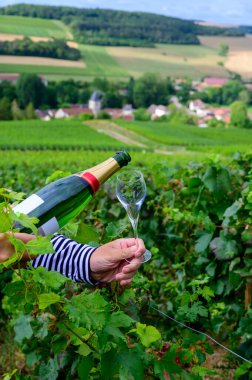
[30,234,98,285]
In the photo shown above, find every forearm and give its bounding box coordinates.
[30,234,98,285]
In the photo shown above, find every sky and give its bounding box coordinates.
[1,0,252,26]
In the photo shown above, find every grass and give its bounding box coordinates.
[79,45,128,77]
[116,120,252,153]
[0,44,129,79]
[0,15,69,39]
[0,119,128,149]
[0,63,87,76]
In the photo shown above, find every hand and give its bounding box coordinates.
[0,232,35,264]
[90,238,145,286]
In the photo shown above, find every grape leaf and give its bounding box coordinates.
[26,236,54,256]
[195,232,213,253]
[135,323,161,347]
[14,314,33,343]
[32,266,68,290]
[38,292,61,309]
[39,358,59,380]
[109,311,133,328]
[64,290,108,330]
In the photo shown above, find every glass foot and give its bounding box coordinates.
[141,249,152,263]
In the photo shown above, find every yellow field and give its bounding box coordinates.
[108,43,228,78]
[199,36,252,78]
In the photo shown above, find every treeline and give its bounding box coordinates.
[1,73,252,124]
[195,24,244,37]
[0,73,176,120]
[0,5,246,47]
[0,38,81,60]
[0,4,237,47]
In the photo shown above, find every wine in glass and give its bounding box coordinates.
[116,169,152,263]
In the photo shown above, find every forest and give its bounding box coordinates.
[0,38,81,60]
[0,4,244,47]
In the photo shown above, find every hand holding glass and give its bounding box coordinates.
[116,170,152,263]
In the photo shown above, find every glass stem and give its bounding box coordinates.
[132,217,139,251]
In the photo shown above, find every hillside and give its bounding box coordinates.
[0,4,244,47]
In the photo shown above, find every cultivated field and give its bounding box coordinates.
[0,15,251,80]
[199,35,252,79]
[79,45,128,78]
[0,55,85,68]
[1,118,250,159]
[108,43,229,78]
[0,15,70,39]
[0,119,127,149]
[115,119,252,155]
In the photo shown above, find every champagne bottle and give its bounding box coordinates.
[13,151,131,236]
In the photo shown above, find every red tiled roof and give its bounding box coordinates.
[203,77,229,86]
[62,107,93,116]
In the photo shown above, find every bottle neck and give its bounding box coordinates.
[78,157,121,193]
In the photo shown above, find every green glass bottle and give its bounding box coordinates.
[13,151,131,235]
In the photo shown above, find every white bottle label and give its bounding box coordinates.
[13,194,44,215]
[38,217,60,236]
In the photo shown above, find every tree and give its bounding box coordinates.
[238,90,250,105]
[0,97,12,120]
[169,106,196,125]
[55,80,79,106]
[134,108,151,121]
[0,80,16,101]
[11,99,24,120]
[218,43,229,56]
[222,81,244,105]
[133,73,168,108]
[207,118,225,128]
[25,102,37,119]
[230,101,251,128]
[176,82,193,104]
[16,74,45,108]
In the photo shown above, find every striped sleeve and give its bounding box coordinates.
[30,234,98,285]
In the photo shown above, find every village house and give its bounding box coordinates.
[195,77,229,91]
[35,109,55,121]
[209,107,230,122]
[122,104,134,117]
[169,95,182,108]
[188,99,209,117]
[147,104,170,120]
[54,105,93,119]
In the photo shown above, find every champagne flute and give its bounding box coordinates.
[116,169,152,263]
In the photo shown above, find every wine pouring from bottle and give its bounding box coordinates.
[13,151,131,236]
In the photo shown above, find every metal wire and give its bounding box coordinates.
[149,304,252,366]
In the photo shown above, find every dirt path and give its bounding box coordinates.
[86,120,149,148]
[85,120,176,154]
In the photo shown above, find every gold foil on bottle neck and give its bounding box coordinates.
[77,157,120,185]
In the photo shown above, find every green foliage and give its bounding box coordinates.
[16,74,46,109]
[230,101,251,129]
[0,5,201,46]
[218,43,229,56]
[0,97,12,120]
[0,37,81,60]
[134,108,151,121]
[1,140,252,377]
[133,73,171,108]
